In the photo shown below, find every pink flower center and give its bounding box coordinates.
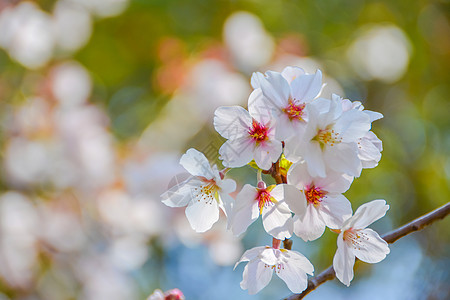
[248,119,269,144]
[282,99,306,121]
[343,228,369,250]
[305,185,326,206]
[256,187,274,214]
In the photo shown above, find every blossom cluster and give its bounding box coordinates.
[161,66,390,294]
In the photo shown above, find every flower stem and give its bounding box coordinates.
[272,238,282,249]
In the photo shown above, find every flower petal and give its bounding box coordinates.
[284,250,314,275]
[281,66,306,83]
[293,205,326,242]
[235,246,267,268]
[286,161,313,190]
[253,140,282,170]
[261,200,293,239]
[218,137,254,168]
[185,196,220,232]
[318,194,353,229]
[248,88,278,125]
[314,170,354,194]
[324,142,362,177]
[352,228,390,263]
[241,260,273,295]
[335,109,371,143]
[180,148,214,178]
[257,71,290,107]
[218,193,234,229]
[277,261,309,293]
[290,70,322,103]
[219,178,237,194]
[214,106,251,140]
[161,177,202,207]
[305,141,326,178]
[231,184,259,236]
[348,199,389,229]
[333,232,356,286]
[279,184,306,218]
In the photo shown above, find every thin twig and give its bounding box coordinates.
[284,202,450,300]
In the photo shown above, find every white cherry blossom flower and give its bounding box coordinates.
[161,148,236,233]
[231,182,301,239]
[333,199,390,286]
[214,105,282,170]
[249,66,322,141]
[341,98,383,169]
[286,161,353,241]
[285,94,371,178]
[235,245,314,294]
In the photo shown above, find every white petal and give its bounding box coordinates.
[279,184,306,218]
[305,141,326,178]
[352,228,390,263]
[248,88,278,125]
[161,177,201,207]
[277,261,309,293]
[335,109,371,143]
[324,142,362,177]
[349,199,389,229]
[218,193,234,229]
[258,248,279,265]
[185,197,220,232]
[275,114,306,142]
[214,106,251,140]
[333,233,355,286]
[261,201,293,239]
[250,71,264,89]
[358,131,382,169]
[293,205,326,242]
[281,66,306,83]
[219,178,237,194]
[290,70,322,103]
[235,246,267,268]
[285,250,314,275]
[231,184,259,236]
[365,110,383,122]
[219,137,254,168]
[286,161,313,189]
[314,170,354,194]
[318,194,352,229]
[258,71,290,107]
[253,140,282,170]
[180,148,214,178]
[241,260,273,295]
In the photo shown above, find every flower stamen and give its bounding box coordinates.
[248,119,269,144]
[304,185,326,206]
[282,99,306,121]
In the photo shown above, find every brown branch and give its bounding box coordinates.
[284,201,450,300]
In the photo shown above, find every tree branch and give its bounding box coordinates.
[284,201,450,300]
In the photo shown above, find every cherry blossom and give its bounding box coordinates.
[285,94,371,178]
[341,98,384,169]
[333,199,390,286]
[286,161,353,241]
[249,66,322,141]
[235,245,314,294]
[231,181,302,239]
[161,148,236,232]
[214,105,282,170]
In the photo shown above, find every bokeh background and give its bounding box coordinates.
[0,0,449,299]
